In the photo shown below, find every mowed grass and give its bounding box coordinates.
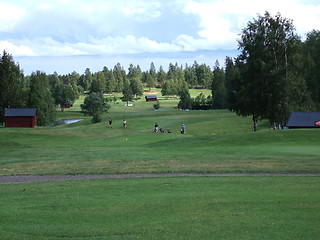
[1,89,319,240]
[1,177,319,240]
[0,89,319,175]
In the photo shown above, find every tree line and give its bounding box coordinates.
[1,12,319,129]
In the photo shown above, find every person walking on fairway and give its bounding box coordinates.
[181,124,186,134]
[123,119,127,129]
[154,122,159,132]
[108,117,112,128]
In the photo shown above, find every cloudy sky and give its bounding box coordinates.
[1,0,320,75]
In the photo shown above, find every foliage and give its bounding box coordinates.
[184,63,197,88]
[156,65,167,86]
[192,92,212,110]
[77,85,84,94]
[113,63,126,92]
[161,80,177,98]
[102,66,116,93]
[225,57,240,111]
[149,62,157,88]
[195,62,212,88]
[235,11,312,130]
[80,92,110,123]
[28,71,56,126]
[143,72,156,91]
[153,100,160,110]
[178,82,192,110]
[52,84,76,112]
[0,50,26,123]
[47,72,61,89]
[112,96,118,104]
[302,30,320,109]
[212,61,227,109]
[122,79,134,105]
[78,68,92,91]
[130,78,144,99]
[90,71,105,93]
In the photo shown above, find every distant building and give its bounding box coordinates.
[286,112,320,129]
[4,108,37,128]
[145,95,157,102]
[60,103,73,109]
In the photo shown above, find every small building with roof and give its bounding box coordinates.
[286,112,320,129]
[145,95,157,102]
[4,108,37,128]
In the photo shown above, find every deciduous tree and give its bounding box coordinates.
[302,30,320,109]
[52,84,76,112]
[236,11,312,130]
[28,71,56,125]
[178,81,192,110]
[81,92,110,123]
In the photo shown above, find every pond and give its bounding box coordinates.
[53,119,84,126]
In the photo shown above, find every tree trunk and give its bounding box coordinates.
[252,114,258,131]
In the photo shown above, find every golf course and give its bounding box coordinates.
[1,89,319,239]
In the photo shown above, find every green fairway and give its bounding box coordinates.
[1,90,319,240]
[1,177,319,240]
[0,91,320,175]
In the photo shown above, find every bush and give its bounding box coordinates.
[80,92,110,123]
[153,101,160,110]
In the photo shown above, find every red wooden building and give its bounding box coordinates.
[4,108,37,128]
[145,95,157,102]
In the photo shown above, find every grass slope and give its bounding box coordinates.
[1,89,319,240]
[0,90,319,175]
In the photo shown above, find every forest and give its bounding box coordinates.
[0,12,320,129]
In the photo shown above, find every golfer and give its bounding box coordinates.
[108,117,112,128]
[181,124,186,134]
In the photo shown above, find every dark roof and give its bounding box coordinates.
[4,108,37,117]
[286,112,320,128]
[145,95,157,98]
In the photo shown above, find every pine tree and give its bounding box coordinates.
[212,61,227,109]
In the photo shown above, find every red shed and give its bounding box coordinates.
[145,95,157,102]
[4,108,37,128]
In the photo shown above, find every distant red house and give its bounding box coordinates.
[60,103,73,109]
[145,95,157,102]
[4,108,37,128]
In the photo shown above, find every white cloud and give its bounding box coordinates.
[0,2,25,31]
[0,40,35,56]
[1,0,320,60]
[1,35,183,57]
[121,1,162,21]
[38,3,54,10]
[181,0,320,46]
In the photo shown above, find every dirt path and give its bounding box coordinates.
[1,173,320,184]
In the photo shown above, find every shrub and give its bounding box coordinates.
[153,101,160,110]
